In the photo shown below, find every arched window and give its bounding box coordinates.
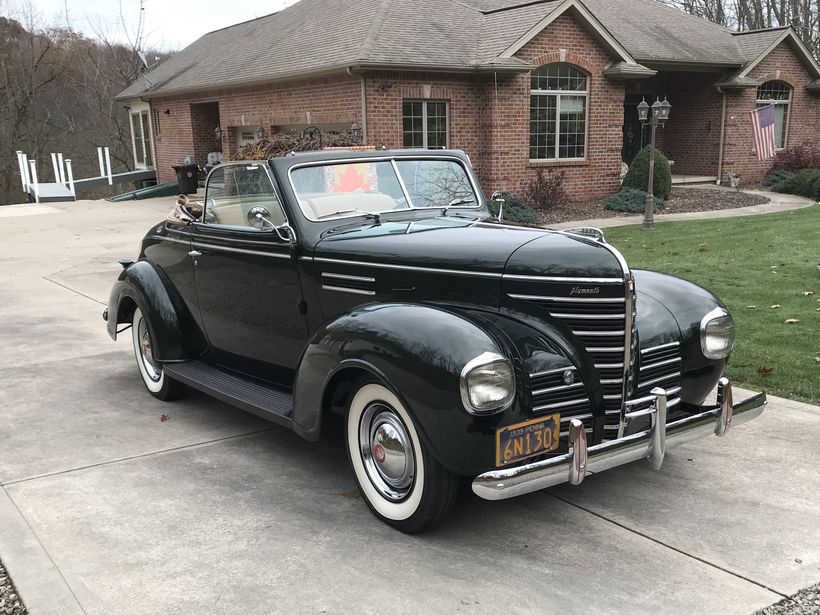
[530,63,589,160]
[756,81,791,150]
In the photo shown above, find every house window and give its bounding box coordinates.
[130,111,153,167]
[756,81,791,150]
[403,101,448,149]
[530,63,589,160]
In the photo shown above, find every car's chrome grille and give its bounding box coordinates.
[529,367,593,437]
[623,342,684,428]
[520,293,630,435]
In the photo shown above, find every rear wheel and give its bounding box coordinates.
[345,380,458,533]
[131,307,184,401]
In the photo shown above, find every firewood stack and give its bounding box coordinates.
[234,133,363,160]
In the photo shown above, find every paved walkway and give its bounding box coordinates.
[550,187,816,230]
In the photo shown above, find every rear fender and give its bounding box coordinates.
[107,260,205,361]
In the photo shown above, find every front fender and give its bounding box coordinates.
[292,302,584,476]
[633,269,727,403]
[106,260,205,361]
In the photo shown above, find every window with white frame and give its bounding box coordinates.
[130,111,153,167]
[756,80,791,150]
[403,101,448,149]
[530,63,589,160]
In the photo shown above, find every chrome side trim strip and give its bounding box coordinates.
[533,398,588,412]
[504,274,624,284]
[572,330,625,337]
[321,272,375,283]
[641,341,681,355]
[530,366,576,378]
[587,346,625,353]
[321,284,375,296]
[508,293,625,304]
[314,257,501,279]
[595,363,624,369]
[152,235,191,246]
[603,394,623,400]
[600,378,624,385]
[191,242,291,259]
[550,312,625,320]
[559,413,592,424]
[532,382,583,396]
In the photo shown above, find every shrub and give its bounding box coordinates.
[488,192,538,224]
[621,145,672,201]
[762,169,794,188]
[524,168,567,209]
[771,142,820,173]
[604,187,666,213]
[772,168,820,200]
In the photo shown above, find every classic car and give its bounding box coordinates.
[104,149,766,533]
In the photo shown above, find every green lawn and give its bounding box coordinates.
[604,205,820,404]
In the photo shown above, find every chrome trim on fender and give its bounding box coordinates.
[313,257,502,279]
[321,285,375,296]
[472,380,767,500]
[530,365,577,378]
[641,341,680,355]
[503,274,624,284]
[321,272,375,283]
[508,293,625,304]
[191,242,291,259]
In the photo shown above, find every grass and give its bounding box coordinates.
[604,205,820,404]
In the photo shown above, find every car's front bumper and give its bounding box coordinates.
[472,378,766,500]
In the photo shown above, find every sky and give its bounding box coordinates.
[21,0,300,51]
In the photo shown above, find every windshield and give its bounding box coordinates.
[290,158,479,221]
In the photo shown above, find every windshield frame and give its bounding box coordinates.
[286,154,484,222]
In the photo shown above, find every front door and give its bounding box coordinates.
[192,162,306,385]
[622,94,648,165]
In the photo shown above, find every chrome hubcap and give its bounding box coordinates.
[359,402,415,501]
[137,318,161,382]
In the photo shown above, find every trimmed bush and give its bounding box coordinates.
[771,142,820,172]
[524,168,567,209]
[762,169,795,187]
[488,192,538,224]
[622,145,672,201]
[772,168,820,201]
[605,188,666,213]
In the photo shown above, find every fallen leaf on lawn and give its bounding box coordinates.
[770,304,781,309]
[802,291,816,296]
[784,319,800,324]
[815,353,820,363]
[684,268,693,272]
[698,244,708,252]
[746,305,756,309]
[756,367,774,374]
[770,265,778,269]
[160,414,170,422]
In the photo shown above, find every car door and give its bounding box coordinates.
[192,162,306,385]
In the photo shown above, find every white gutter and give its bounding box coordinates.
[715,85,727,185]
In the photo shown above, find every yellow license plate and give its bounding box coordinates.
[496,414,560,467]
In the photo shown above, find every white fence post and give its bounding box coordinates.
[57,152,65,183]
[104,146,113,185]
[22,153,30,190]
[65,159,75,197]
[16,151,27,191]
[28,160,39,203]
[97,146,105,177]
[51,153,60,182]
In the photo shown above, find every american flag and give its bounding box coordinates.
[750,104,777,161]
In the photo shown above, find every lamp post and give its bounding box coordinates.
[636,96,671,230]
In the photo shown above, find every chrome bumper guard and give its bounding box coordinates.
[472,378,766,501]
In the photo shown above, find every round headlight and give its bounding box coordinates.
[700,307,735,359]
[460,352,515,415]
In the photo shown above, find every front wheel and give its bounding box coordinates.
[346,381,458,533]
[131,307,184,401]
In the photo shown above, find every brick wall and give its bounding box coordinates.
[722,41,820,184]
[190,102,221,165]
[151,74,362,183]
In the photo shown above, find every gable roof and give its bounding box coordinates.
[117,0,820,100]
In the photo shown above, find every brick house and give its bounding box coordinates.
[117,0,820,200]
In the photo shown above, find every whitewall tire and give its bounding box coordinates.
[131,307,184,401]
[346,380,457,533]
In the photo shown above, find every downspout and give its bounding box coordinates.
[347,67,368,144]
[715,85,727,185]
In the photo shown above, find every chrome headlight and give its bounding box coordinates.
[700,307,735,359]
[460,352,516,415]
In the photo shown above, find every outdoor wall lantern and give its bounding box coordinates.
[350,120,363,142]
[636,97,672,230]
[255,126,266,140]
[214,126,224,142]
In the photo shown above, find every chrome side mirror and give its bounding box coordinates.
[491,191,506,222]
[248,206,272,230]
[274,223,295,244]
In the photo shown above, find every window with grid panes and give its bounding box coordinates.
[403,101,448,149]
[530,64,588,160]
[756,81,791,150]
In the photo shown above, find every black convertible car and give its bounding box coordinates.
[105,149,766,532]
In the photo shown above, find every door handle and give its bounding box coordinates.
[188,250,202,257]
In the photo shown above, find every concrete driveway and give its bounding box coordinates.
[0,198,818,615]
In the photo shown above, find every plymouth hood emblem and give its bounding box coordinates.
[570,286,600,296]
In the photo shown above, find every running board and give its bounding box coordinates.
[163,361,294,429]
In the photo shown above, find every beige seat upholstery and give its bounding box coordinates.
[300,192,399,219]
